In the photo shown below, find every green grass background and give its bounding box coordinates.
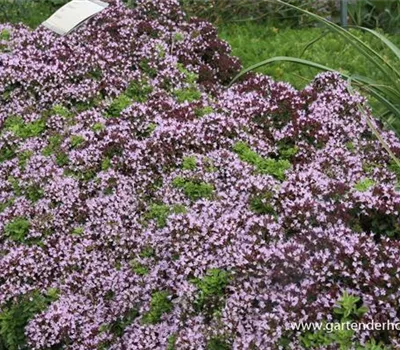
[218,23,400,90]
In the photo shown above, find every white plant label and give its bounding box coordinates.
[42,0,109,36]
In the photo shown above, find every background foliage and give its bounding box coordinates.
[180,0,400,33]
[0,0,399,33]
[0,0,67,28]
[347,0,400,33]
[219,23,400,89]
[180,0,339,27]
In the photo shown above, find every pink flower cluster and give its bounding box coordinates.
[1,1,400,349]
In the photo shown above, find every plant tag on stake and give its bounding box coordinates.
[42,0,109,36]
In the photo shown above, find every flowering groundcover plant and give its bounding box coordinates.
[1,1,400,349]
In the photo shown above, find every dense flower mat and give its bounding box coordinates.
[1,1,400,349]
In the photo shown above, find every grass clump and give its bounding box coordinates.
[4,217,30,243]
[191,269,230,313]
[182,156,197,170]
[55,152,69,166]
[145,123,157,136]
[142,291,173,325]
[145,204,170,228]
[145,203,186,228]
[173,87,202,103]
[0,29,11,41]
[42,135,63,156]
[71,227,84,236]
[194,106,214,118]
[277,143,298,160]
[177,63,198,85]
[17,150,33,169]
[300,291,386,350]
[4,116,46,139]
[0,199,14,213]
[0,145,16,163]
[25,186,44,203]
[233,142,291,181]
[125,81,153,102]
[173,32,184,42]
[92,122,106,133]
[100,309,138,338]
[7,177,22,196]
[70,135,85,149]
[106,94,132,118]
[167,334,177,350]
[249,192,276,216]
[174,64,201,103]
[49,104,72,118]
[0,290,59,350]
[139,246,155,258]
[345,142,356,153]
[172,177,214,201]
[129,260,149,276]
[207,337,231,350]
[354,178,375,192]
[139,59,158,78]
[101,157,112,171]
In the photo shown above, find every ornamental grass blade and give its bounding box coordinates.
[350,75,400,102]
[347,83,400,168]
[229,56,339,86]
[356,84,400,121]
[357,26,400,62]
[300,30,329,58]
